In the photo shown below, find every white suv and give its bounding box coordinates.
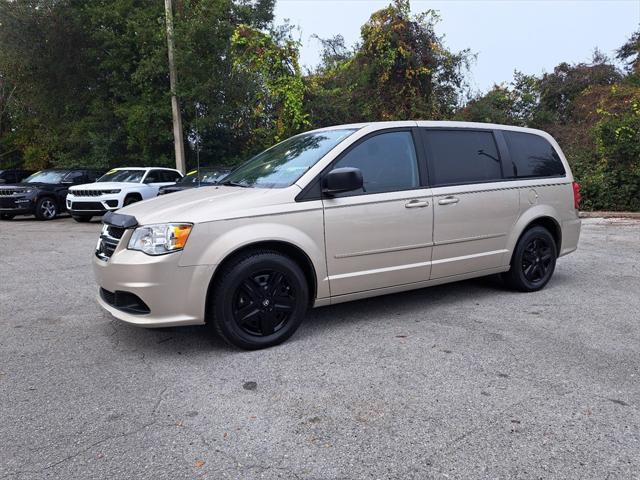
[67,167,182,222]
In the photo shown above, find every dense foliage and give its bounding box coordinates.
[0,0,638,210]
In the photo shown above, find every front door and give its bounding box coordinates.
[421,128,519,279]
[323,130,433,297]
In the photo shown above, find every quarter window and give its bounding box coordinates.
[332,131,420,195]
[423,130,502,186]
[504,131,566,178]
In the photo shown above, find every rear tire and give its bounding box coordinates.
[72,215,92,223]
[0,213,14,220]
[34,197,58,220]
[502,226,557,292]
[209,250,309,350]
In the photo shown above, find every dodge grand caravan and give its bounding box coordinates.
[94,121,581,349]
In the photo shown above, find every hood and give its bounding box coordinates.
[116,185,297,225]
[70,181,133,190]
[0,182,49,190]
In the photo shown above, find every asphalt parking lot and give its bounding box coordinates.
[1,216,639,479]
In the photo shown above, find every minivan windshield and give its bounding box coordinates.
[97,169,145,183]
[24,170,69,184]
[222,129,356,188]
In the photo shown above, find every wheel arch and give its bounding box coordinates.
[506,207,563,265]
[204,240,319,324]
[124,191,143,202]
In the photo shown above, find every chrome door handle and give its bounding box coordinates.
[438,196,459,205]
[405,199,429,208]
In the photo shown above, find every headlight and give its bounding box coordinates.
[104,189,121,194]
[128,223,193,255]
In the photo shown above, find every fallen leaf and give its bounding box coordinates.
[195,460,205,468]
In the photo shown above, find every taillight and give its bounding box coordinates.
[572,182,581,210]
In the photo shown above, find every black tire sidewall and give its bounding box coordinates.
[510,226,557,291]
[124,195,140,206]
[213,253,308,349]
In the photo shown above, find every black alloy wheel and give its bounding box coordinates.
[232,270,296,337]
[502,226,557,292]
[522,237,553,283]
[210,250,308,349]
[35,197,57,220]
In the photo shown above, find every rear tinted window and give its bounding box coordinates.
[504,131,565,178]
[423,130,502,186]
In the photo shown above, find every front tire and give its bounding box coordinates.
[502,226,557,292]
[72,215,92,223]
[210,250,309,350]
[123,195,141,207]
[34,198,58,220]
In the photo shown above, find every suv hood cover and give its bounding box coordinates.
[116,185,297,224]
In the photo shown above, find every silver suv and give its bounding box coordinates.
[93,121,581,349]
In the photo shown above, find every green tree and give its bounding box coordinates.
[306,0,472,126]
[230,22,308,148]
[0,0,279,169]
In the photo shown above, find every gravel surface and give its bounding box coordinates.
[1,216,639,479]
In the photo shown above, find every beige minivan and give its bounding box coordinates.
[93,121,581,349]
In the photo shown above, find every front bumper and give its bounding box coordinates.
[0,196,35,214]
[67,195,120,216]
[92,234,214,327]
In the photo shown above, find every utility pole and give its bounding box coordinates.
[164,0,186,173]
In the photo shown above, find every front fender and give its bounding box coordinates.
[179,210,328,299]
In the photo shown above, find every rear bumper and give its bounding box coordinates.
[560,217,581,256]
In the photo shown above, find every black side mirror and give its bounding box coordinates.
[323,167,363,195]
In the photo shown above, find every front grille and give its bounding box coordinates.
[106,225,125,239]
[70,189,108,197]
[96,225,126,260]
[100,288,150,315]
[0,189,23,196]
[71,201,104,210]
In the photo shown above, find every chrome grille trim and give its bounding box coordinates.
[95,225,126,261]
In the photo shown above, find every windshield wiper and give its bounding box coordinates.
[221,180,250,188]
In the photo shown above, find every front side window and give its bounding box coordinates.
[98,169,145,183]
[63,171,86,184]
[504,131,566,178]
[25,170,69,184]
[144,170,163,183]
[222,129,356,188]
[424,130,502,186]
[331,131,420,195]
